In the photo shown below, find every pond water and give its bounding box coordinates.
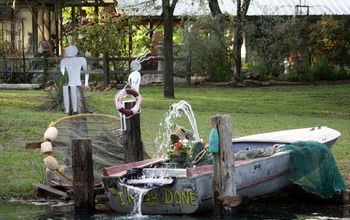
[1,194,349,220]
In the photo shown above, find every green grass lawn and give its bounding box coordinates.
[0,84,349,197]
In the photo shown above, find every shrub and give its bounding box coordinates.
[285,61,313,82]
[310,56,333,80]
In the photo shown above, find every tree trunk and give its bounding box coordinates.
[209,0,222,17]
[234,0,251,81]
[234,0,242,80]
[162,0,177,98]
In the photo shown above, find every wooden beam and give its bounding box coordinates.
[25,140,42,149]
[211,114,240,216]
[33,183,70,199]
[103,158,167,177]
[124,101,144,163]
[71,138,95,214]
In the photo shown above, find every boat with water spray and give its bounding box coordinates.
[103,101,344,215]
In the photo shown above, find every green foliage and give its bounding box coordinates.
[37,76,95,112]
[38,77,65,111]
[285,61,313,82]
[310,56,332,81]
[246,16,293,79]
[333,66,350,80]
[309,16,350,65]
[243,61,270,80]
[286,56,350,82]
[0,40,11,56]
[180,17,233,82]
[74,15,130,58]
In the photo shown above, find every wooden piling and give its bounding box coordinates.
[71,138,95,214]
[68,86,86,115]
[211,114,240,216]
[124,101,144,163]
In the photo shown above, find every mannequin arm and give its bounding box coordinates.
[60,59,66,75]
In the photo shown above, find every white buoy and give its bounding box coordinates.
[43,155,59,171]
[40,141,53,154]
[44,126,58,141]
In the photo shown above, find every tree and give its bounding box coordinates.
[207,0,251,80]
[234,0,250,80]
[162,0,178,98]
[208,0,222,17]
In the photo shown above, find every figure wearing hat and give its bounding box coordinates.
[60,45,89,113]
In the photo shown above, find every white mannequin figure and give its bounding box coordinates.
[127,52,151,92]
[128,60,141,92]
[283,58,291,75]
[60,45,89,113]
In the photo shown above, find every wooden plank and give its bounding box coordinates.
[142,168,187,177]
[33,183,69,199]
[0,84,40,90]
[25,141,41,149]
[187,165,212,177]
[71,138,95,214]
[103,158,168,177]
[331,190,350,205]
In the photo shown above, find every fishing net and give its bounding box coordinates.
[277,141,347,199]
[49,113,125,181]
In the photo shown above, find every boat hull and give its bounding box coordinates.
[103,152,290,214]
[103,174,213,214]
[232,126,340,152]
[103,126,341,214]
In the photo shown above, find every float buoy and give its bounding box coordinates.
[44,125,58,141]
[115,86,142,118]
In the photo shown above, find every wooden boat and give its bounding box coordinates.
[102,126,341,215]
[232,126,340,152]
[103,154,290,214]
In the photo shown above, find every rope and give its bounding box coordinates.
[49,113,120,127]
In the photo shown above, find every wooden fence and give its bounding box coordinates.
[0,55,192,85]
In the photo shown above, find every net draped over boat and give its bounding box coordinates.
[51,114,125,180]
[278,141,347,199]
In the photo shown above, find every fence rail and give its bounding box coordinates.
[0,55,191,85]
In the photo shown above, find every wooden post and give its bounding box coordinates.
[103,52,110,86]
[211,114,240,216]
[76,86,86,114]
[67,86,86,115]
[186,51,191,85]
[71,138,95,214]
[124,101,144,163]
[43,53,48,83]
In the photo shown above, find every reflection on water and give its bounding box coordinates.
[1,197,349,220]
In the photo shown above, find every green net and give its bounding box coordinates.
[278,141,347,199]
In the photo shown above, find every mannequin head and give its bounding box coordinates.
[130,60,141,71]
[64,45,79,57]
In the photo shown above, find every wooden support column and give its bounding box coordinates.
[211,114,240,216]
[32,7,38,55]
[103,53,110,85]
[66,86,86,115]
[124,101,144,163]
[71,138,95,214]
[186,51,191,85]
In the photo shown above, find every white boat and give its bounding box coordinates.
[232,126,341,152]
[103,126,341,214]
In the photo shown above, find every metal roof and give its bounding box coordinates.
[117,0,350,16]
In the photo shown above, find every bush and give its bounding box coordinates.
[181,17,234,82]
[310,57,333,80]
[243,61,270,81]
[333,66,350,80]
[285,61,313,82]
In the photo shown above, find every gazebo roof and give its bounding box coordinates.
[117,0,350,17]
